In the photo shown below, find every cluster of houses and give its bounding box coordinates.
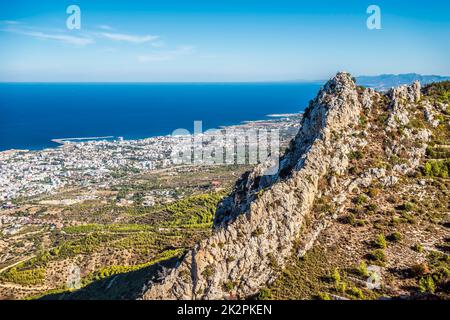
[0,136,179,201]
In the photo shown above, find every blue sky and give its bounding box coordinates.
[0,0,449,82]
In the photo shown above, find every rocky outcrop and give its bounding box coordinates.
[140,73,438,300]
[383,81,431,177]
[386,81,421,128]
[141,72,367,300]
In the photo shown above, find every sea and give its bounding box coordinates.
[0,83,322,151]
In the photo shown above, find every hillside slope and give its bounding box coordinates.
[266,79,450,300]
[141,72,449,300]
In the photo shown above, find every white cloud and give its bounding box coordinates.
[1,26,94,46]
[18,30,94,46]
[1,22,187,55]
[98,25,113,31]
[138,45,196,63]
[100,32,159,44]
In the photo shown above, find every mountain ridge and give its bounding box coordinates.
[140,72,449,300]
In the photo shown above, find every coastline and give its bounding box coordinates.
[0,113,302,154]
[51,136,115,145]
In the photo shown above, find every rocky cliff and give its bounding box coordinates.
[141,72,448,300]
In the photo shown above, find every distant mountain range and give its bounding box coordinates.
[355,73,450,91]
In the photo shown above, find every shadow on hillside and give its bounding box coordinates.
[38,257,180,300]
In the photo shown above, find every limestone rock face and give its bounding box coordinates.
[387,81,421,129]
[382,81,431,179]
[141,72,365,300]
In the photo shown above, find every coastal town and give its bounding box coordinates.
[0,135,175,202]
[0,115,300,203]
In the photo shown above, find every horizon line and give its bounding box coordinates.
[1,73,449,85]
[0,80,326,84]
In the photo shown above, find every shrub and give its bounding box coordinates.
[400,202,415,212]
[426,146,450,159]
[354,194,368,206]
[401,212,416,224]
[418,276,436,294]
[424,162,433,176]
[390,216,401,226]
[432,267,450,283]
[336,282,347,294]
[343,214,355,225]
[369,249,387,264]
[330,268,341,285]
[251,227,264,237]
[367,203,378,212]
[368,188,380,198]
[258,288,272,300]
[356,261,369,277]
[317,292,332,300]
[349,150,364,161]
[348,287,364,299]
[389,232,402,242]
[423,160,450,178]
[412,243,424,253]
[343,214,366,227]
[267,253,278,268]
[202,265,215,278]
[224,281,234,292]
[404,202,414,211]
[375,234,387,249]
